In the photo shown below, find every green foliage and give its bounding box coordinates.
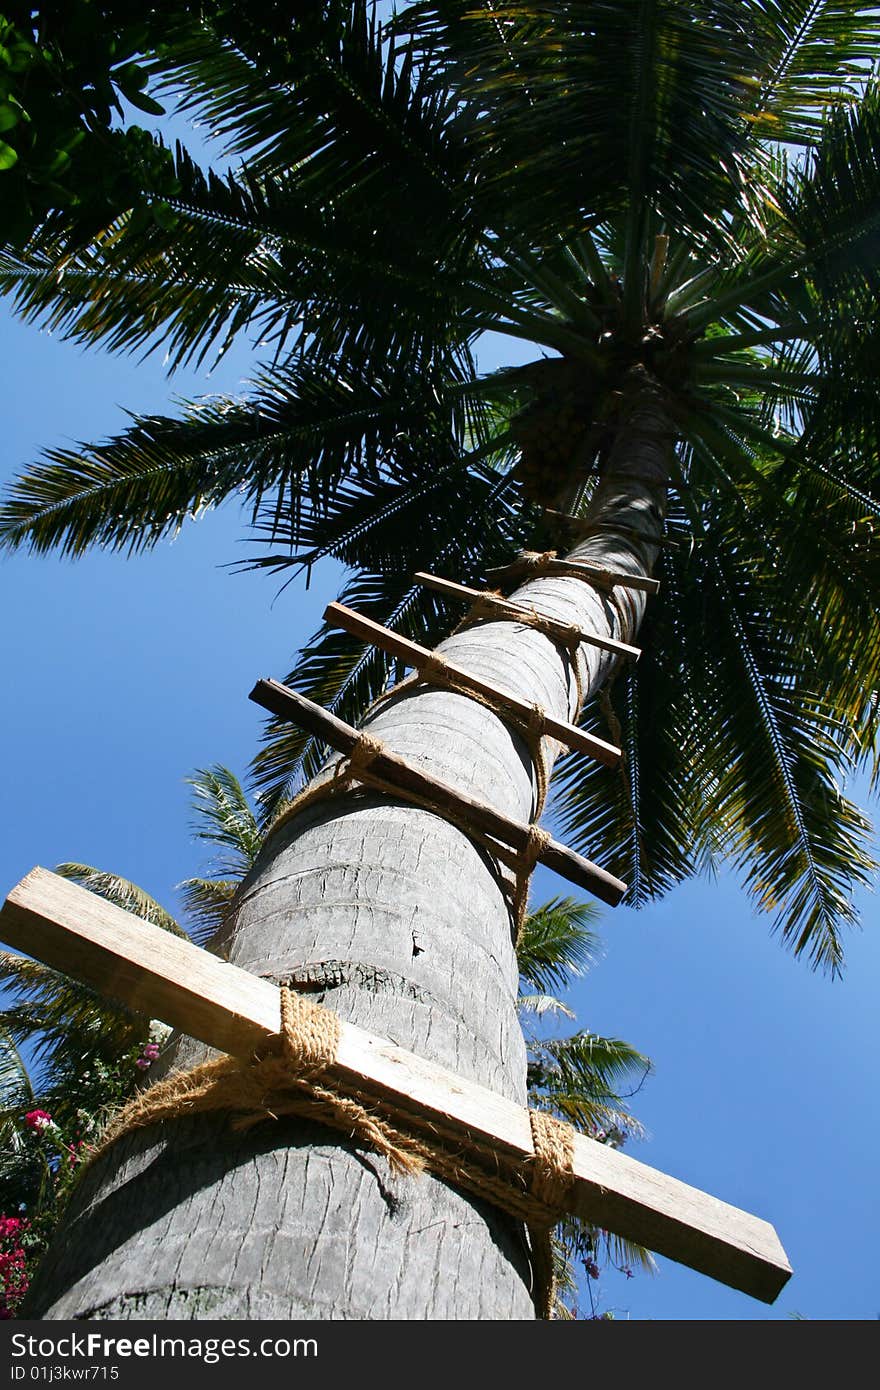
[0,3,183,244]
[2,0,879,978]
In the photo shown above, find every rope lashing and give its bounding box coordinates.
[411,652,552,825]
[528,1110,577,1319]
[512,825,551,940]
[266,725,551,940]
[85,987,581,1318]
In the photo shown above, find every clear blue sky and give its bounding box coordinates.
[1,292,878,1322]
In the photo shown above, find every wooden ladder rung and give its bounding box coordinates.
[413,572,641,661]
[0,867,792,1303]
[250,679,628,908]
[485,553,661,594]
[323,602,621,768]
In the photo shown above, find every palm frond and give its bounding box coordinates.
[0,1022,34,1112]
[517,993,575,1020]
[177,878,239,945]
[184,766,262,878]
[0,352,474,557]
[52,864,185,937]
[516,896,601,996]
[747,2,880,144]
[0,951,147,1098]
[402,0,765,252]
[529,1031,652,1138]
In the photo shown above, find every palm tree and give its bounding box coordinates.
[2,773,647,1317]
[2,0,880,1319]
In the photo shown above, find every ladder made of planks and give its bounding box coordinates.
[0,558,793,1307]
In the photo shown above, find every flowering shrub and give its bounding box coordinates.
[0,1216,29,1319]
[23,1110,53,1132]
[0,1031,168,1317]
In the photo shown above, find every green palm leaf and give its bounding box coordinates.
[5,0,880,974]
[184,766,262,878]
[52,864,185,937]
[516,896,602,997]
[176,878,239,944]
[747,2,880,143]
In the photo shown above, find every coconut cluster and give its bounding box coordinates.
[511,392,596,504]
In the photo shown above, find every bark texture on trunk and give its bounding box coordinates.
[28,379,670,1321]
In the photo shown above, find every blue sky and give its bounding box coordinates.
[1,282,879,1322]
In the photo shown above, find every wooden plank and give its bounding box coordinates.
[0,867,792,1305]
[0,867,279,1060]
[413,571,641,661]
[250,679,627,908]
[485,553,661,594]
[324,600,623,765]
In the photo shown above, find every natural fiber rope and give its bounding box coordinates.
[521,549,559,572]
[339,732,385,780]
[410,651,552,824]
[515,549,637,596]
[512,825,551,935]
[266,716,549,942]
[87,988,577,1318]
[468,594,584,657]
[463,592,587,709]
[529,1111,577,1320]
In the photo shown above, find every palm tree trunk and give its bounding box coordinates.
[26,374,671,1320]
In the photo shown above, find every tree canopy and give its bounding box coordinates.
[2,1,880,973]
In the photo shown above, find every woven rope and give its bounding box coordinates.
[516,549,628,593]
[87,988,577,1317]
[521,550,559,572]
[267,719,548,942]
[409,651,552,826]
[529,1111,577,1319]
[469,595,584,655]
[512,825,551,934]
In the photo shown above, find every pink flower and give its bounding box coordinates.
[24,1109,52,1132]
[135,1057,151,1070]
[142,1044,160,1060]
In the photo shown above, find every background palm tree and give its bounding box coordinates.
[515,896,654,1313]
[2,0,880,1318]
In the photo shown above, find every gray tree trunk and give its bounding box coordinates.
[27,381,670,1320]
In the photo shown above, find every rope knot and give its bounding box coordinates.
[522,549,557,572]
[528,1109,577,1319]
[280,985,339,1076]
[524,824,551,873]
[529,1110,575,1219]
[419,652,449,684]
[343,732,385,781]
